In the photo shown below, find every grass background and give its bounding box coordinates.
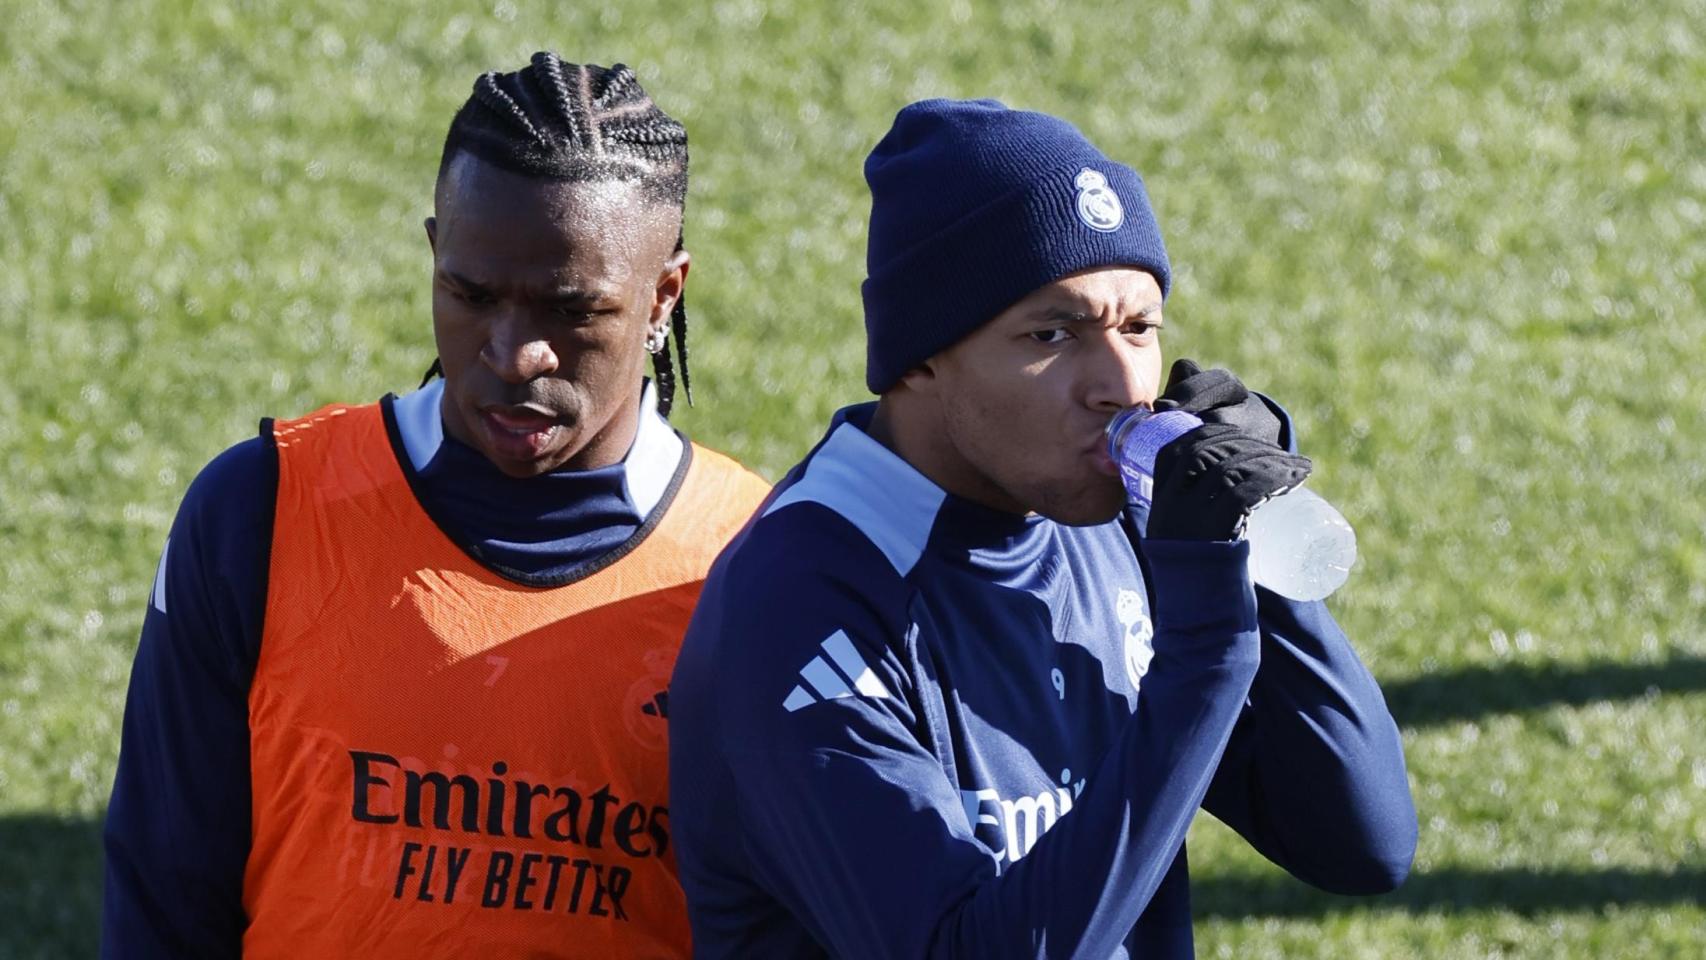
[2,0,1703,955]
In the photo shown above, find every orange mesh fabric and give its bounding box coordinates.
[243,402,767,959]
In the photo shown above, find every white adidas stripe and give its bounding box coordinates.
[822,630,890,698]
[801,656,852,700]
[783,629,891,712]
[781,685,818,713]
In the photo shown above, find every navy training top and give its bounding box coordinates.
[669,402,1417,959]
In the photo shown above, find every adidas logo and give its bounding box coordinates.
[782,630,891,713]
[639,690,669,718]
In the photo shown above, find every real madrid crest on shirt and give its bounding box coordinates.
[1115,587,1155,692]
[1074,167,1124,233]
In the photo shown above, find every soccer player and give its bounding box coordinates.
[103,54,769,958]
[669,99,1417,958]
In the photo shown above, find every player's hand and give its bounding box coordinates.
[1153,358,1285,448]
[1147,423,1312,541]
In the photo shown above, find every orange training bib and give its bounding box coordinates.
[242,401,767,959]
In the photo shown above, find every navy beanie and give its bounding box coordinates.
[861,98,1171,394]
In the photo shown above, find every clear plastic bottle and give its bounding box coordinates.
[1106,407,1357,601]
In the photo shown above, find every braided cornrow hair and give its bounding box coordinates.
[425,53,694,415]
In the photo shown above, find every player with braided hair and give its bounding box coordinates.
[423,52,696,414]
[103,54,767,958]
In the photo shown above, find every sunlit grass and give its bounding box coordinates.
[2,0,1702,955]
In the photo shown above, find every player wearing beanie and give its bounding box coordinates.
[102,54,769,959]
[669,99,1416,958]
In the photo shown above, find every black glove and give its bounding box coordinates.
[1147,423,1313,541]
[1153,358,1286,448]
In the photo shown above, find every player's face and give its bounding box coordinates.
[426,156,687,478]
[925,267,1164,525]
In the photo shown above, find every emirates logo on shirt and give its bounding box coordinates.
[348,750,670,917]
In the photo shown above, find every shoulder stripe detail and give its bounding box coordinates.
[761,422,943,577]
[151,537,170,614]
[624,381,686,521]
[392,379,445,472]
[783,629,892,713]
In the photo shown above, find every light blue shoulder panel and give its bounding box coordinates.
[762,422,944,577]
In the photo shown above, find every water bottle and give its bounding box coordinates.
[1106,407,1357,601]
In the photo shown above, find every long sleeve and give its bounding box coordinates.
[102,434,276,958]
[1200,589,1417,893]
[1195,399,1418,893]
[673,517,1263,960]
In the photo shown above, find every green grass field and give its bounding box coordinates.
[3,0,1702,955]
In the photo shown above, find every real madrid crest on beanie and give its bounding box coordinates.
[860,98,1171,394]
